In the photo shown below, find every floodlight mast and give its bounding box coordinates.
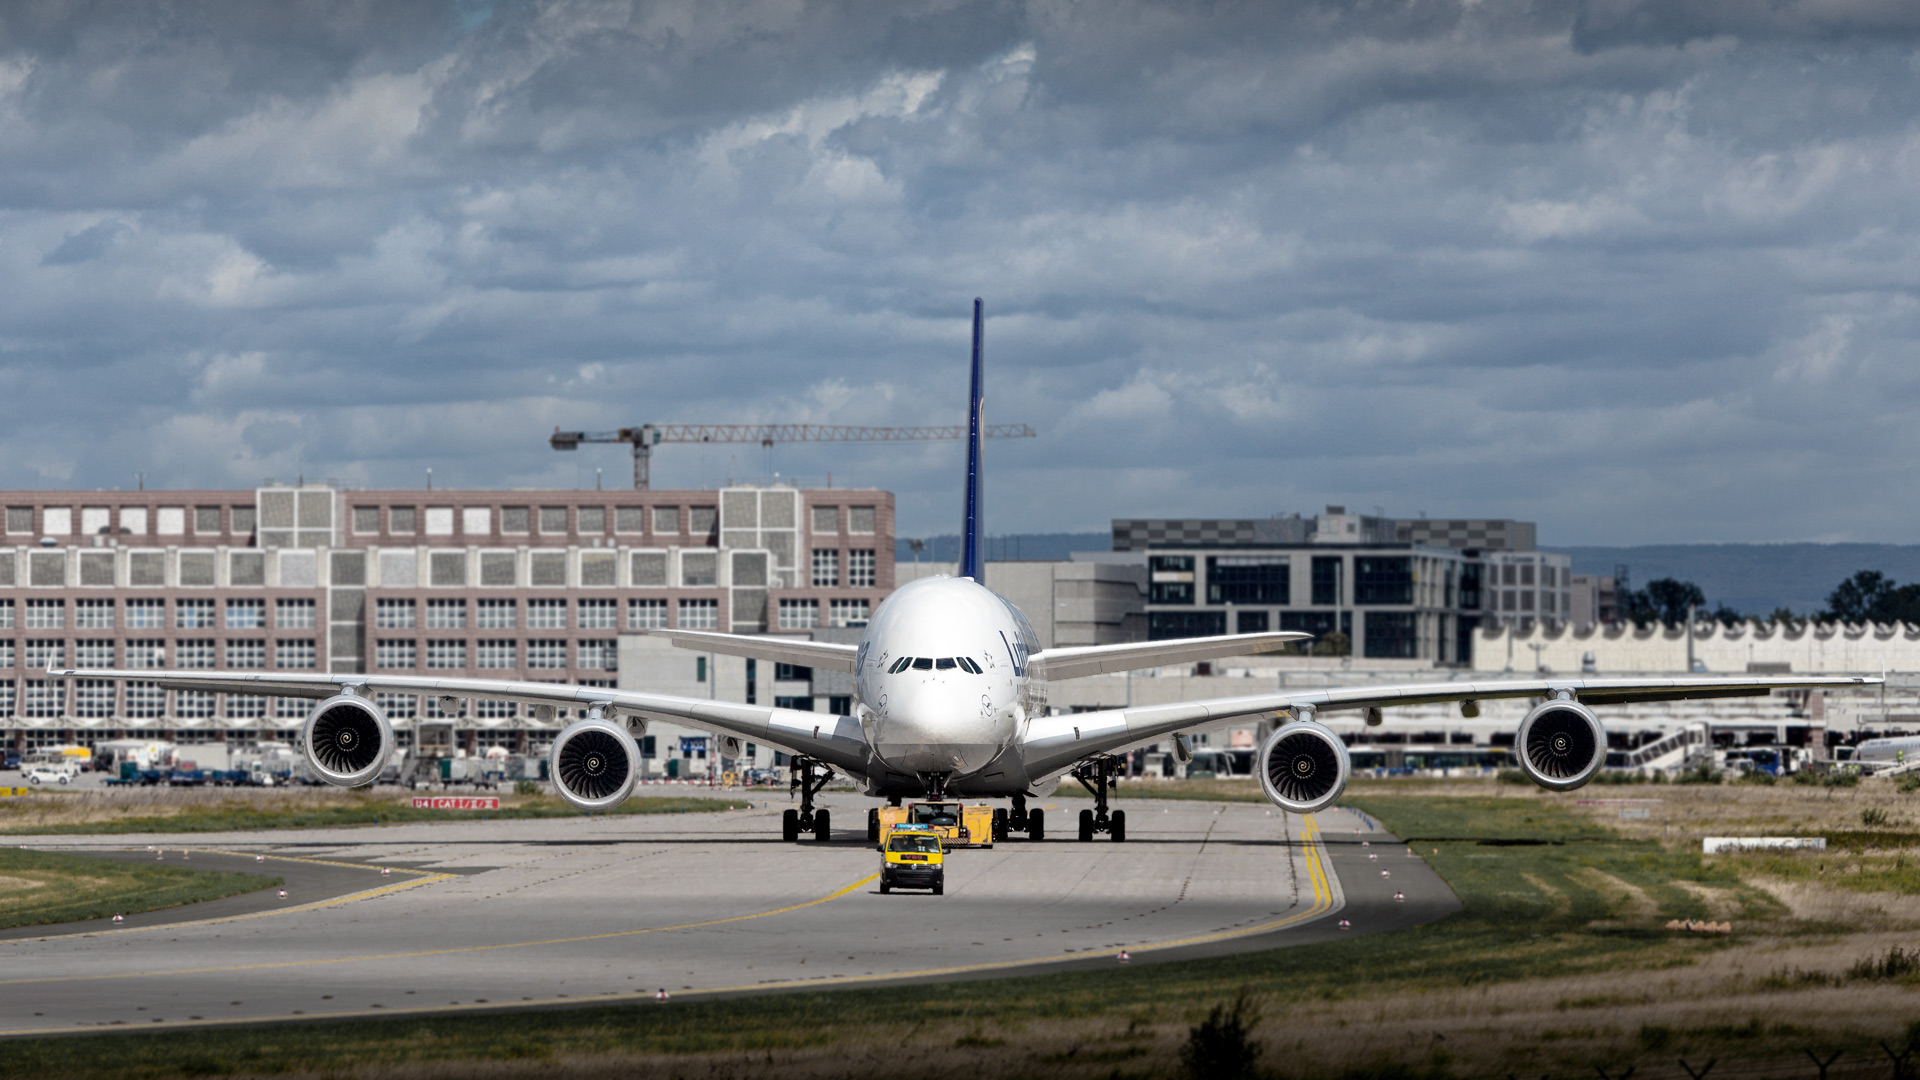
[548,422,1038,490]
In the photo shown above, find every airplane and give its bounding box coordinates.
[58,299,1880,845]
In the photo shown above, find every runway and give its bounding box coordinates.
[0,796,1458,1035]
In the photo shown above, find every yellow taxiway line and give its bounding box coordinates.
[0,808,1342,1035]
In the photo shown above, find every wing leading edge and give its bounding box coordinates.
[1026,631,1311,680]
[1018,673,1882,778]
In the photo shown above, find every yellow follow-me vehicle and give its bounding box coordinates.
[879,824,945,895]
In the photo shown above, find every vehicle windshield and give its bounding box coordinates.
[888,834,942,854]
[909,804,959,826]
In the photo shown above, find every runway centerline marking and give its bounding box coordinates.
[0,871,880,988]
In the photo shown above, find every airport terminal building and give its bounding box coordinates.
[0,484,893,755]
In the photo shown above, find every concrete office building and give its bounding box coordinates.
[0,483,893,756]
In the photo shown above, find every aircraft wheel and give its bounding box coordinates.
[1029,808,1045,841]
[867,807,880,843]
[813,808,832,842]
[1078,808,1095,842]
[1110,809,1127,842]
[782,808,800,842]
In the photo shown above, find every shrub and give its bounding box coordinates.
[1898,773,1920,794]
[514,780,542,796]
[1676,762,1723,785]
[1181,987,1263,1080]
[1849,944,1920,981]
[1736,770,1778,786]
[1861,807,1891,827]
[1825,771,1862,788]
[1792,769,1822,786]
[1496,768,1530,786]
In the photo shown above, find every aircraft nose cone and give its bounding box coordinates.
[872,682,1006,775]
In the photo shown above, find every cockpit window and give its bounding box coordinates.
[912,657,934,670]
[958,657,983,674]
[887,656,912,674]
[935,658,956,670]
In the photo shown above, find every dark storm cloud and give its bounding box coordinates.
[0,0,1915,544]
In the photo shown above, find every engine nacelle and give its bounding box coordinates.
[549,717,640,812]
[1516,699,1606,791]
[1256,720,1350,814]
[301,695,395,788]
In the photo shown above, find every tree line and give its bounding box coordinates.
[1608,570,1920,628]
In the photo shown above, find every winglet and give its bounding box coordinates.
[959,298,986,582]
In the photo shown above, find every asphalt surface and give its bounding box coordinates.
[0,796,1459,1034]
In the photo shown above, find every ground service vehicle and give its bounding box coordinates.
[879,826,945,895]
[24,767,69,786]
[871,801,994,848]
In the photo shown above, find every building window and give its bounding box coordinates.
[578,598,618,629]
[1148,611,1227,640]
[628,598,667,629]
[476,699,517,719]
[500,506,530,534]
[25,640,64,669]
[74,640,114,666]
[774,662,813,681]
[1364,611,1419,659]
[848,506,876,534]
[75,680,114,718]
[476,640,516,669]
[376,693,418,719]
[1281,610,1351,647]
[1149,555,1194,605]
[275,695,308,719]
[75,599,115,629]
[828,599,869,627]
[23,679,62,718]
[682,552,717,587]
[375,598,416,629]
[1520,564,1535,587]
[227,639,267,669]
[578,640,617,670]
[127,639,166,669]
[654,506,679,534]
[225,599,266,629]
[528,599,567,629]
[690,507,717,536]
[615,506,646,534]
[578,507,606,534]
[176,599,215,628]
[812,506,838,533]
[478,599,516,628]
[127,682,163,718]
[527,639,568,669]
[0,682,12,717]
[276,639,317,669]
[115,599,159,630]
[678,599,719,630]
[1311,557,1343,606]
[777,599,818,630]
[425,640,466,669]
[427,599,467,629]
[390,506,417,533]
[848,549,876,588]
[1237,610,1270,634]
[276,598,317,629]
[1206,556,1289,605]
[1502,564,1517,586]
[352,506,380,534]
[25,599,64,629]
[1354,557,1413,606]
[176,691,214,719]
[775,696,815,711]
[811,549,839,587]
[376,640,417,669]
[0,600,13,630]
[227,695,266,719]
[1520,591,1535,612]
[0,640,12,668]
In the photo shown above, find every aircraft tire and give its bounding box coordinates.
[1078,808,1094,842]
[814,808,832,842]
[867,807,880,843]
[1111,809,1127,843]
[1029,808,1045,841]
[782,808,800,842]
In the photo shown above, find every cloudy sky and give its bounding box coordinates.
[2,1,1917,545]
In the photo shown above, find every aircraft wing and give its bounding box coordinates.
[645,629,858,673]
[1025,631,1312,680]
[1018,673,1881,778]
[51,668,872,776]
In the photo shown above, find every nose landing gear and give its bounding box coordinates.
[783,757,833,842]
[1071,755,1126,842]
[994,794,1045,841]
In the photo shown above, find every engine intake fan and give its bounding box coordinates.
[1257,720,1350,814]
[549,717,640,812]
[301,695,394,788]
[1516,699,1605,791]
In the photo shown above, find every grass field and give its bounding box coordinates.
[14,781,1920,1078]
[0,846,279,929]
[0,789,747,835]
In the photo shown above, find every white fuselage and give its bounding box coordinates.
[854,576,1038,780]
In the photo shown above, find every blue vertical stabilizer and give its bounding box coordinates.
[959,299,986,582]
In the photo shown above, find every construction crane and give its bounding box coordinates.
[549,422,1038,490]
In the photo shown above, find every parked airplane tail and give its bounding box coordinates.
[959,298,986,582]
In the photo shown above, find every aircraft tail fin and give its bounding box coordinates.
[959,298,986,582]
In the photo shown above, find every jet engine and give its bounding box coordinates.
[549,716,640,812]
[301,695,394,788]
[1515,698,1605,791]
[1256,720,1350,814]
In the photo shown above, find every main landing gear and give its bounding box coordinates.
[783,757,833,843]
[992,794,1045,842]
[1072,756,1126,842]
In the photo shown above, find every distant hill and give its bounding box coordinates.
[1546,544,1920,617]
